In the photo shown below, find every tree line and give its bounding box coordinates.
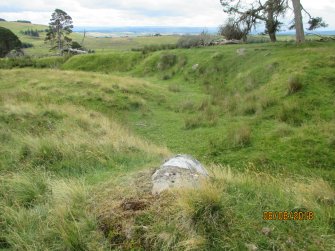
[20,29,41,37]
[219,0,327,43]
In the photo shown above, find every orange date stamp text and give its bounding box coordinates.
[263,211,314,221]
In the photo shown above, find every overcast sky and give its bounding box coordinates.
[0,0,334,29]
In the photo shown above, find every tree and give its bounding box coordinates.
[291,0,328,44]
[45,9,73,52]
[0,27,22,57]
[220,0,288,42]
[292,0,304,43]
[218,18,247,41]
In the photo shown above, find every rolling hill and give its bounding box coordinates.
[0,37,334,250]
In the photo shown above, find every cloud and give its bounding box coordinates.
[0,0,334,28]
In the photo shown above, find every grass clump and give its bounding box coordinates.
[94,167,335,250]
[157,54,177,70]
[0,179,108,250]
[277,101,307,126]
[168,84,181,92]
[184,106,219,129]
[227,124,252,147]
[287,74,303,94]
[0,172,50,208]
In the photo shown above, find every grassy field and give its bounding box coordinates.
[0,21,180,55]
[1,20,320,56]
[0,37,334,250]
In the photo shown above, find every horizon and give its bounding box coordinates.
[0,0,334,29]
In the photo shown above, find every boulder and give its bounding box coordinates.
[152,154,208,195]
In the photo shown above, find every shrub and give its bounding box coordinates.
[20,29,39,37]
[0,27,22,57]
[157,54,177,70]
[162,74,171,80]
[21,42,34,48]
[71,41,83,49]
[177,35,203,48]
[0,57,34,68]
[287,75,303,94]
[218,19,246,41]
[16,20,31,23]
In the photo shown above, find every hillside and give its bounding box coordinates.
[62,42,335,177]
[0,42,334,250]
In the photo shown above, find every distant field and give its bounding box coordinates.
[0,21,180,55]
[2,20,324,56]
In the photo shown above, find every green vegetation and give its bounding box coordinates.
[0,21,181,56]
[20,28,40,37]
[0,27,22,57]
[0,38,334,250]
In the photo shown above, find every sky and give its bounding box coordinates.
[0,0,334,29]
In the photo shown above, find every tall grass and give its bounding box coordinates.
[1,41,335,250]
[94,166,335,250]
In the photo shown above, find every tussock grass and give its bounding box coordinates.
[168,84,181,93]
[94,166,335,250]
[0,177,108,250]
[287,74,303,94]
[227,124,252,147]
[1,102,169,173]
[184,106,219,129]
[277,100,308,126]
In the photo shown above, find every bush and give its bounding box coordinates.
[21,42,34,48]
[177,35,204,48]
[0,27,22,57]
[20,29,39,37]
[16,20,31,23]
[0,57,34,68]
[218,19,246,41]
[71,41,82,49]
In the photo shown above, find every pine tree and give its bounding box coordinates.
[45,9,73,52]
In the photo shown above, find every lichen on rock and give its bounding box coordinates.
[152,154,208,194]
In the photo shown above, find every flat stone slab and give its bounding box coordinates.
[152,154,208,194]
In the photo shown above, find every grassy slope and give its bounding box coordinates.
[63,42,335,180]
[0,21,50,55]
[0,42,334,250]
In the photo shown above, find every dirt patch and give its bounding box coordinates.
[95,170,164,249]
[121,198,148,211]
